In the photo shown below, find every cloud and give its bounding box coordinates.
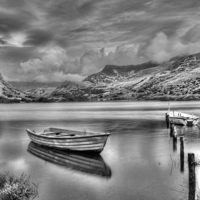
[0,7,34,34]
[23,29,53,46]
[19,43,148,82]
[181,24,200,44]
[79,44,148,75]
[0,46,40,62]
[79,49,105,76]
[20,46,82,81]
[1,0,200,82]
[0,38,7,46]
[20,46,104,81]
[106,44,147,65]
[44,0,100,20]
[142,30,200,63]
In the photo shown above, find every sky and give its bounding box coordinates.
[1,0,200,82]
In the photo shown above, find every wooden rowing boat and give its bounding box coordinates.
[27,142,111,178]
[167,111,199,126]
[26,127,110,153]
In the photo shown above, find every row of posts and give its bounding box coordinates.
[166,113,196,200]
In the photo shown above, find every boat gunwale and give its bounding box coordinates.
[169,116,187,120]
[26,129,110,140]
[169,116,199,121]
[168,111,199,120]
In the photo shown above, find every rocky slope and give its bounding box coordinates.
[50,80,109,102]
[135,53,200,100]
[9,81,61,96]
[49,62,159,101]
[84,62,158,84]
[3,52,200,103]
[0,74,35,102]
[49,52,200,101]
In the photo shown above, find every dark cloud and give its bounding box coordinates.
[1,0,200,81]
[24,29,53,46]
[161,0,200,10]
[0,8,35,34]
[43,0,100,21]
[0,0,27,8]
[69,27,92,33]
[0,38,7,45]
[0,46,42,62]
[181,25,200,44]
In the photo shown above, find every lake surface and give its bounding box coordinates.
[1,101,200,200]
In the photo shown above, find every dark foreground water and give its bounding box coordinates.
[1,101,200,200]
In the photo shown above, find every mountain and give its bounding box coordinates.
[48,60,173,101]
[8,81,61,92]
[0,73,35,103]
[2,52,200,103]
[49,52,200,101]
[135,52,200,100]
[50,80,107,101]
[84,62,159,84]
[8,81,61,97]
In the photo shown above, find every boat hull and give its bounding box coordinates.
[169,116,187,126]
[26,128,110,153]
[167,111,199,126]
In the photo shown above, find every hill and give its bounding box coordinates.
[3,52,200,102]
[49,52,200,101]
[84,62,159,84]
[0,74,34,102]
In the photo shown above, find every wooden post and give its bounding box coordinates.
[180,137,184,172]
[188,153,196,200]
[170,122,174,137]
[166,113,169,129]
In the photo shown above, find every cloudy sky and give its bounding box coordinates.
[1,0,200,82]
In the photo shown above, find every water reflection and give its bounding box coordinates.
[2,102,200,200]
[176,125,200,138]
[173,136,177,152]
[27,142,112,178]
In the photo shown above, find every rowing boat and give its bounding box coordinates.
[28,142,111,178]
[26,127,110,153]
[167,111,199,126]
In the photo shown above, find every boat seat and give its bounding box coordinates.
[57,133,76,137]
[42,132,76,137]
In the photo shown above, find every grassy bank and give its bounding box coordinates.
[0,172,38,200]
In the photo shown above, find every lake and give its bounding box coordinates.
[1,101,200,200]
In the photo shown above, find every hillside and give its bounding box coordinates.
[3,52,200,103]
[49,52,200,101]
[135,53,200,100]
[0,74,34,103]
[50,80,108,101]
[84,62,159,84]
[8,81,61,92]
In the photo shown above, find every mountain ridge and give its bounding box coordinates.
[1,52,200,102]
[84,61,159,84]
[50,52,200,101]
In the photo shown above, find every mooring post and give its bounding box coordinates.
[180,137,184,172]
[188,153,196,200]
[166,113,169,129]
[170,122,174,137]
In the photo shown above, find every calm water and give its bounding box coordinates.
[1,101,200,200]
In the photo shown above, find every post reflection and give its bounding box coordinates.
[173,136,177,152]
[27,142,112,178]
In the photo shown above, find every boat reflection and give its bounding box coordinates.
[176,125,200,138]
[27,142,112,178]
